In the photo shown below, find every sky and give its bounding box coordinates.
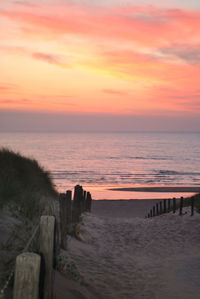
[0,0,200,131]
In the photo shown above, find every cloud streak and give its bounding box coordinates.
[1,4,200,48]
[32,52,62,64]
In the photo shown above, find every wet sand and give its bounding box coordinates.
[108,186,200,192]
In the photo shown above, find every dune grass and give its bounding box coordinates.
[0,148,58,219]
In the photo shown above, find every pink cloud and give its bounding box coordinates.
[0,86,11,92]
[32,52,61,64]
[103,89,128,96]
[1,4,200,48]
[0,98,30,104]
[13,1,38,8]
[0,84,18,93]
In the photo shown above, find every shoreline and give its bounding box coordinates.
[108,186,200,193]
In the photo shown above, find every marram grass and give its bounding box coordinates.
[0,148,58,219]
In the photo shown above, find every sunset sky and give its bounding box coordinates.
[0,0,200,131]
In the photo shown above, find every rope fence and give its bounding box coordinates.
[0,223,40,299]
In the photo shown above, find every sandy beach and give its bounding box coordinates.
[55,198,200,299]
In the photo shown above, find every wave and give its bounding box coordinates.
[156,170,200,176]
[106,156,171,161]
[50,168,200,187]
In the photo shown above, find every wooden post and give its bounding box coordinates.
[86,192,92,212]
[173,198,176,213]
[59,193,67,249]
[179,197,183,216]
[168,199,171,213]
[153,206,155,217]
[13,252,41,299]
[66,190,72,229]
[191,196,194,216]
[147,213,150,218]
[156,203,159,215]
[83,190,87,212]
[159,201,162,214]
[80,188,85,214]
[163,199,167,213]
[150,209,153,217]
[40,216,55,299]
[72,185,82,222]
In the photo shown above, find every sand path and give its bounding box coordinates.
[67,209,200,299]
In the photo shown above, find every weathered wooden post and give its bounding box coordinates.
[153,206,155,217]
[59,193,67,249]
[72,185,83,223]
[66,190,72,229]
[80,188,85,214]
[13,252,41,299]
[86,192,92,212]
[173,198,176,213]
[156,203,159,216]
[83,190,87,213]
[179,197,183,216]
[163,199,167,213]
[150,209,153,218]
[168,199,171,213]
[159,201,162,214]
[40,216,55,299]
[147,213,150,218]
[191,196,194,216]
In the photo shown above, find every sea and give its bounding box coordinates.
[0,131,200,199]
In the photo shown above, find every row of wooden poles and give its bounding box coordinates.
[12,185,92,299]
[59,184,92,249]
[147,196,195,218]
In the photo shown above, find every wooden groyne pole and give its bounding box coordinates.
[13,252,41,299]
[40,216,55,299]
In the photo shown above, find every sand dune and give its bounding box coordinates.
[58,204,200,299]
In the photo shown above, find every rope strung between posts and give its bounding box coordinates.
[22,224,39,252]
[0,223,39,299]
